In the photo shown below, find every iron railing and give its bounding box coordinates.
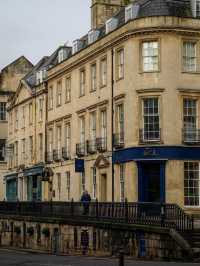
[87,139,97,154]
[96,138,107,152]
[182,128,200,143]
[62,147,70,160]
[0,201,193,232]
[76,143,85,157]
[53,149,62,162]
[114,133,124,149]
[139,129,161,143]
[45,152,53,164]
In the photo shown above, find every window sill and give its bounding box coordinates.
[100,84,107,89]
[79,94,85,98]
[65,100,71,104]
[0,120,7,123]
[181,70,200,74]
[48,107,53,111]
[116,77,124,82]
[90,89,97,93]
[139,70,160,74]
[56,104,62,108]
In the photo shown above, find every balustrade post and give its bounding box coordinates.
[71,198,74,216]
[161,204,165,227]
[95,199,99,218]
[125,198,128,223]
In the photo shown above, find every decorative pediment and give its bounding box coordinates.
[9,80,32,108]
[94,155,110,169]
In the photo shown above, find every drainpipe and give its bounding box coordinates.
[111,48,115,202]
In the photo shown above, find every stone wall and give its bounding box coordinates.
[0,217,186,261]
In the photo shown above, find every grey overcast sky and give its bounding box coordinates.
[0,0,91,69]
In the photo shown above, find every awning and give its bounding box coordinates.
[23,165,44,177]
[4,173,18,181]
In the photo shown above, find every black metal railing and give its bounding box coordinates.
[114,132,124,149]
[45,152,53,164]
[87,139,97,154]
[182,128,200,143]
[62,147,70,160]
[53,149,62,162]
[139,129,161,143]
[76,143,85,157]
[96,137,107,152]
[0,201,193,232]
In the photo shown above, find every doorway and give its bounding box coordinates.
[138,161,165,203]
[100,174,107,202]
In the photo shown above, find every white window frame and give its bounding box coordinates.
[142,41,159,72]
[80,69,85,96]
[65,122,71,157]
[183,41,197,72]
[100,58,107,87]
[90,112,96,140]
[142,97,160,141]
[56,81,62,106]
[66,171,70,201]
[49,87,53,109]
[0,102,6,121]
[116,103,124,141]
[65,76,71,102]
[92,167,97,199]
[117,49,124,79]
[119,164,125,202]
[91,63,97,92]
[106,17,118,34]
[184,161,200,207]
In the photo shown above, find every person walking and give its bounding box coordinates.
[81,190,91,215]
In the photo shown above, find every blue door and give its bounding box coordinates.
[138,161,165,203]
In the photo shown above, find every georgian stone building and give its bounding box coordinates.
[6,0,200,214]
[0,57,33,200]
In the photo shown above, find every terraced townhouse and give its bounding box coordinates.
[5,0,200,216]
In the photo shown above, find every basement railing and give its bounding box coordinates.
[0,201,193,232]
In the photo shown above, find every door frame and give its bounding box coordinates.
[137,160,166,203]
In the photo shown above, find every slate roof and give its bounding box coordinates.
[49,0,193,68]
[29,0,194,73]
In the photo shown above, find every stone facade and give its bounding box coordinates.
[0,57,33,200]
[4,0,200,215]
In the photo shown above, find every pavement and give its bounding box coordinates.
[0,248,198,266]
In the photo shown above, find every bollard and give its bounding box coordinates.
[119,250,124,266]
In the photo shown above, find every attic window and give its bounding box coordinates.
[58,48,69,63]
[106,17,118,34]
[125,4,140,23]
[72,40,83,54]
[88,30,100,44]
[36,69,47,85]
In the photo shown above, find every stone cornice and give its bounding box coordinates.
[47,16,200,81]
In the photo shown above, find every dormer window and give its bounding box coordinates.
[106,17,118,34]
[58,49,64,63]
[88,30,100,44]
[36,69,47,85]
[72,40,83,54]
[125,4,140,23]
[58,48,70,63]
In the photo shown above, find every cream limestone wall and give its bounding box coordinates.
[165,160,184,207]
[7,81,46,200]
[45,15,200,207]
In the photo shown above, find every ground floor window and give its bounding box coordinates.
[184,162,200,206]
[119,164,125,202]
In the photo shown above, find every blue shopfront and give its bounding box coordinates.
[24,165,44,201]
[5,173,18,201]
[113,146,200,203]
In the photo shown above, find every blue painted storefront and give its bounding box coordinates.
[113,146,200,203]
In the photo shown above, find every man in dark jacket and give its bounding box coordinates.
[81,190,91,215]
